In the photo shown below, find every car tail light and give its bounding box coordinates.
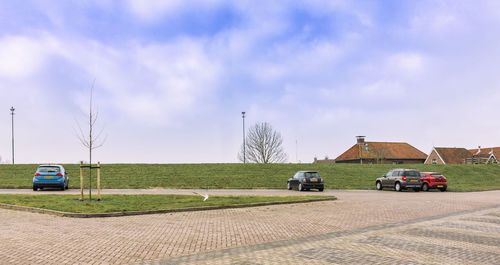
[402,176,407,181]
[56,173,63,176]
[35,173,40,176]
[302,178,307,182]
[321,179,324,183]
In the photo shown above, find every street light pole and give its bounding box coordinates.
[242,111,246,164]
[10,106,15,164]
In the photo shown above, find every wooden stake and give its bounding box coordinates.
[80,161,84,201]
[97,162,101,201]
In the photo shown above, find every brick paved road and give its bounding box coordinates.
[157,205,500,265]
[0,190,499,264]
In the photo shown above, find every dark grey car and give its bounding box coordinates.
[287,171,324,191]
[376,168,421,192]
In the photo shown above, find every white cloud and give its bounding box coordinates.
[388,52,426,77]
[0,35,51,79]
[0,32,222,127]
[360,80,404,97]
[249,40,343,84]
[126,0,225,22]
[410,12,457,34]
[110,39,222,124]
[126,0,184,21]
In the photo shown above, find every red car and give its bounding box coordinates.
[420,172,447,192]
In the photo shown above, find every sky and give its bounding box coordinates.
[1,0,500,164]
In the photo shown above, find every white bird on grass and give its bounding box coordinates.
[192,191,209,201]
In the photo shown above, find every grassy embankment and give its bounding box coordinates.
[0,163,499,191]
[0,194,332,213]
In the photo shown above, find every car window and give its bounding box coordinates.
[404,171,420,176]
[420,173,426,177]
[431,174,444,178]
[385,171,392,177]
[304,172,320,178]
[37,166,60,173]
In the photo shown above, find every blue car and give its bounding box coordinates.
[33,165,69,191]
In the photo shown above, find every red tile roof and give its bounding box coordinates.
[468,147,500,159]
[335,142,427,161]
[433,147,472,164]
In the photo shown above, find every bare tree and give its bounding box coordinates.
[371,148,389,164]
[238,122,287,163]
[75,80,106,200]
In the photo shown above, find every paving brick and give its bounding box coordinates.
[356,236,500,264]
[402,228,500,246]
[0,190,499,264]
[434,221,500,233]
[461,217,500,224]
[297,247,426,265]
[484,212,500,217]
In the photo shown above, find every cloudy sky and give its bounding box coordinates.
[1,0,499,164]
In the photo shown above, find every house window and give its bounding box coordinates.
[432,158,437,164]
[392,161,397,165]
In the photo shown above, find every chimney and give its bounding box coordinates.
[356,136,366,144]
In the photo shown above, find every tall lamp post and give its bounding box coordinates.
[242,111,246,163]
[10,106,15,164]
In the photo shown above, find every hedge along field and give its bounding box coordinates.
[0,163,499,191]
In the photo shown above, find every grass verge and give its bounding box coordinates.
[1,163,499,191]
[0,194,334,214]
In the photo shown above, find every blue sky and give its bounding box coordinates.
[1,0,500,163]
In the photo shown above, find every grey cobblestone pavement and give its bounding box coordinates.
[0,189,499,264]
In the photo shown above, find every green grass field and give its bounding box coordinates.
[0,163,499,191]
[0,194,332,213]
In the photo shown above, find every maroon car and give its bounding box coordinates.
[420,172,447,192]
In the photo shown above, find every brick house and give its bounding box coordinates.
[334,136,427,164]
[424,147,472,164]
[466,146,499,164]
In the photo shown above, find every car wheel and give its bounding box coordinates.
[65,180,69,190]
[439,187,447,192]
[60,185,65,191]
[33,185,37,191]
[298,183,304,191]
[376,181,383,190]
[287,182,291,190]
[318,188,324,192]
[422,183,429,192]
[395,182,402,192]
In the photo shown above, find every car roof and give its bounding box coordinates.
[421,172,441,174]
[38,165,64,168]
[391,168,418,171]
[296,171,318,173]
